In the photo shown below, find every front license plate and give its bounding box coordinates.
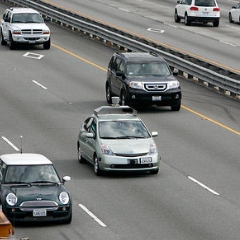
[152,96,161,101]
[29,40,36,44]
[140,157,152,164]
[33,209,47,217]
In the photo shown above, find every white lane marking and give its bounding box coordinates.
[2,136,20,151]
[79,204,107,227]
[118,8,130,12]
[219,41,236,47]
[147,28,164,33]
[23,52,44,59]
[188,176,220,196]
[32,80,47,90]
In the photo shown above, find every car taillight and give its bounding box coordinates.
[190,6,198,11]
[213,7,220,11]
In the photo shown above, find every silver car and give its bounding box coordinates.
[77,105,160,175]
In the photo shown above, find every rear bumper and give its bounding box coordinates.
[188,16,220,22]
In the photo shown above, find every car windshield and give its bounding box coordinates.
[12,13,44,23]
[99,120,151,139]
[126,62,171,77]
[4,165,60,184]
[195,0,216,7]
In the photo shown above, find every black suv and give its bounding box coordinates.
[105,52,182,111]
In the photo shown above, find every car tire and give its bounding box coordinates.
[94,154,103,176]
[43,38,51,50]
[120,91,127,106]
[184,13,191,26]
[106,83,113,104]
[9,33,16,50]
[174,10,181,23]
[213,20,219,27]
[78,143,87,163]
[229,13,234,23]
[171,102,181,111]
[0,29,7,45]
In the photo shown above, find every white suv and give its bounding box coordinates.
[1,7,51,50]
[174,0,220,27]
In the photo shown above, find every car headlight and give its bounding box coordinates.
[59,192,70,204]
[12,30,21,35]
[168,80,180,90]
[6,193,17,206]
[129,81,144,89]
[149,142,157,155]
[100,144,114,155]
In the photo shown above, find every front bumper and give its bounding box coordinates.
[4,204,71,223]
[99,153,160,172]
[127,88,181,106]
[12,35,50,44]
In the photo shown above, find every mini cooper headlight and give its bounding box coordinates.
[6,193,17,206]
[59,192,69,204]
[129,81,144,89]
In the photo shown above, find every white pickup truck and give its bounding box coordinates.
[0,7,51,50]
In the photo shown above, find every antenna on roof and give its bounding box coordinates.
[20,135,23,153]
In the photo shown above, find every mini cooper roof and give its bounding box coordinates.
[0,153,52,166]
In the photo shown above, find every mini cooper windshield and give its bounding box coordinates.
[4,165,60,184]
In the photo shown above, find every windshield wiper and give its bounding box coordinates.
[31,181,58,185]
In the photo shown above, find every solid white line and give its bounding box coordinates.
[79,204,107,227]
[2,136,20,151]
[32,80,47,89]
[188,176,220,196]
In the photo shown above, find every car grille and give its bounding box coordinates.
[144,83,167,92]
[115,153,148,157]
[110,164,153,169]
[20,200,58,211]
[21,29,43,34]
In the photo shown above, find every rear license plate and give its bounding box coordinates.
[33,209,47,217]
[140,157,152,164]
[152,96,161,101]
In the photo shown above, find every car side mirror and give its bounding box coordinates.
[62,176,71,183]
[4,17,10,23]
[232,6,236,9]
[151,131,158,137]
[116,71,125,78]
[44,17,50,22]
[173,69,178,76]
[86,132,94,138]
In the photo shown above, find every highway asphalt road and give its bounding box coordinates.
[44,0,240,73]
[0,1,240,240]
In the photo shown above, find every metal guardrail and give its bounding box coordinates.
[1,0,240,100]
